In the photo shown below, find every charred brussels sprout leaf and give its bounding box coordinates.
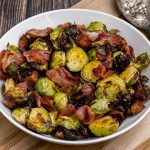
[54,92,68,111]
[87,21,107,32]
[120,66,139,87]
[50,51,66,68]
[30,38,49,50]
[35,77,56,96]
[81,60,101,83]
[7,43,20,53]
[28,62,48,72]
[88,48,97,61]
[89,115,119,136]
[27,107,51,133]
[57,116,80,130]
[66,47,89,72]
[4,78,15,93]
[12,107,30,125]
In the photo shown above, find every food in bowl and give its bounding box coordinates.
[0,21,149,140]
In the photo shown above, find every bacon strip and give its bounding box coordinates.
[60,104,76,116]
[16,81,28,92]
[0,50,9,72]
[19,35,29,50]
[26,28,53,38]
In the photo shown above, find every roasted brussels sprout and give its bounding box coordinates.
[50,51,66,68]
[120,66,139,87]
[87,21,107,32]
[90,97,110,115]
[27,107,51,133]
[81,60,101,83]
[35,77,56,96]
[96,74,126,102]
[57,116,80,130]
[54,92,68,111]
[12,107,30,125]
[135,52,150,71]
[28,62,48,72]
[66,47,89,72]
[7,43,20,53]
[87,48,97,61]
[89,115,119,136]
[30,38,49,50]
[4,78,15,93]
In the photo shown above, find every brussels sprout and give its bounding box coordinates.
[135,52,150,71]
[87,21,107,32]
[112,51,124,58]
[27,107,51,133]
[50,51,66,68]
[4,78,15,93]
[120,66,139,87]
[90,97,110,115]
[81,60,101,83]
[35,77,56,96]
[12,107,30,125]
[28,62,48,72]
[96,74,126,102]
[108,29,119,35]
[54,92,68,111]
[89,115,119,136]
[30,38,49,50]
[66,47,89,72]
[57,116,80,130]
[88,48,97,61]
[7,43,20,53]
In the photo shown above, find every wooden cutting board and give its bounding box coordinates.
[0,0,150,149]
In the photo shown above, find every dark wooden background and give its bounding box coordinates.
[0,0,81,37]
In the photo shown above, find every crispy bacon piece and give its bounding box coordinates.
[74,105,95,124]
[60,104,76,116]
[46,67,79,86]
[26,28,53,38]
[19,35,29,50]
[93,64,107,78]
[31,91,41,107]
[130,100,145,115]
[0,50,9,72]
[16,81,28,92]
[23,49,50,64]
[121,44,135,58]
[59,85,74,97]
[0,63,8,79]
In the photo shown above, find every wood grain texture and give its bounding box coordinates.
[0,0,150,150]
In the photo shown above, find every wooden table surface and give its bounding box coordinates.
[0,0,150,150]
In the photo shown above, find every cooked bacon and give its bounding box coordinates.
[93,64,107,78]
[26,28,53,38]
[75,105,95,124]
[0,63,8,79]
[103,56,113,69]
[0,50,9,72]
[130,100,145,115]
[31,91,42,107]
[121,44,135,58]
[59,85,74,97]
[19,35,29,50]
[55,131,64,139]
[23,49,50,64]
[58,22,72,29]
[60,104,76,116]
[110,110,124,118]
[46,67,79,86]
[97,47,107,61]
[16,81,28,92]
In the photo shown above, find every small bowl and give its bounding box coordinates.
[0,9,149,145]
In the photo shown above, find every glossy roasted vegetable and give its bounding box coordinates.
[30,38,49,50]
[7,43,20,53]
[89,115,119,136]
[87,48,97,61]
[57,116,80,130]
[96,74,126,102]
[120,66,139,87]
[4,78,15,93]
[66,47,89,72]
[50,51,65,68]
[29,62,48,72]
[27,107,51,133]
[35,77,56,96]
[12,107,30,125]
[90,97,110,115]
[81,60,101,83]
[54,92,68,111]
[87,21,107,32]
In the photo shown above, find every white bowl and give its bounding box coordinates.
[0,9,150,145]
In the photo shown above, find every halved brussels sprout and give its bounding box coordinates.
[57,116,80,130]
[90,97,110,115]
[7,43,20,53]
[30,38,49,50]
[89,115,119,136]
[27,107,51,133]
[50,51,66,68]
[87,21,107,32]
[135,52,150,71]
[12,107,30,125]
[35,77,56,96]
[66,47,89,72]
[87,48,97,61]
[120,66,139,87]
[54,92,68,111]
[81,60,101,83]
[4,78,15,93]
[96,74,126,102]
